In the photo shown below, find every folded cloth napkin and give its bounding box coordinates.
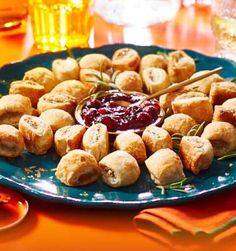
[133,189,236,250]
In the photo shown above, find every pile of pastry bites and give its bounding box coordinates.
[1,47,236,189]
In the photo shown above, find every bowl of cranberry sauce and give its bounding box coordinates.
[75,91,165,134]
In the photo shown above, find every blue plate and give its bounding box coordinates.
[0,44,236,209]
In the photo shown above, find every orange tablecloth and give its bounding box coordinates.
[1,5,235,251]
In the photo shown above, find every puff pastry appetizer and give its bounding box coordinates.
[0,94,32,127]
[179,136,214,174]
[37,93,77,114]
[145,148,185,186]
[162,113,196,135]
[142,67,170,94]
[82,123,109,162]
[168,50,196,83]
[139,54,168,72]
[99,150,140,188]
[213,105,236,126]
[201,121,236,157]
[0,124,24,157]
[79,53,112,75]
[114,132,147,164]
[40,109,75,132]
[172,92,213,123]
[112,48,140,71]
[52,57,80,82]
[55,149,100,186]
[54,125,86,157]
[23,67,57,92]
[184,70,223,95]
[9,80,45,107]
[114,71,143,92]
[142,125,173,153]
[19,115,53,155]
[50,80,89,103]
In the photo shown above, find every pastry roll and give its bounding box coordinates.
[168,50,196,83]
[179,136,214,175]
[145,148,185,186]
[142,125,173,153]
[19,115,53,155]
[99,150,140,188]
[172,92,213,123]
[55,149,100,186]
[40,109,75,132]
[50,80,90,103]
[54,125,86,156]
[201,121,236,157]
[139,54,168,72]
[79,53,112,75]
[9,80,45,107]
[114,132,147,164]
[142,67,170,94]
[162,113,196,135]
[213,105,236,127]
[23,67,57,92]
[0,94,32,127]
[37,93,77,114]
[222,97,236,109]
[112,48,140,71]
[114,71,143,92]
[52,57,80,82]
[185,70,223,95]
[0,124,24,157]
[82,123,109,161]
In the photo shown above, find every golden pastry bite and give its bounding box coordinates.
[162,113,196,135]
[39,109,75,132]
[113,132,146,164]
[114,71,143,92]
[168,50,196,83]
[145,148,185,186]
[159,89,187,113]
[0,124,24,157]
[201,121,236,157]
[37,93,77,115]
[52,57,80,83]
[185,70,223,95]
[50,80,89,103]
[23,67,57,92]
[82,123,109,162]
[79,53,112,75]
[79,69,111,93]
[142,67,170,94]
[171,92,213,123]
[54,125,86,157]
[139,54,168,72]
[55,149,100,186]
[112,48,140,72]
[142,125,172,154]
[222,97,236,109]
[18,115,53,155]
[179,136,214,175]
[99,150,140,188]
[213,105,236,126]
[9,80,45,107]
[0,94,32,127]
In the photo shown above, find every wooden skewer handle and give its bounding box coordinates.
[146,66,223,100]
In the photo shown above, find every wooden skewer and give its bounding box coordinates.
[144,66,223,101]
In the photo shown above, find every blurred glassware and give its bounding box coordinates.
[28,0,94,52]
[182,0,211,6]
[211,0,236,61]
[94,0,181,27]
[0,0,28,31]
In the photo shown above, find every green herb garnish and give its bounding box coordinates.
[218,151,236,161]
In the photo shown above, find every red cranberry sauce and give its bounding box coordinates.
[81,92,161,131]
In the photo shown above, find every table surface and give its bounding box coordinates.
[0,4,235,251]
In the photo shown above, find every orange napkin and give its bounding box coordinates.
[133,190,236,250]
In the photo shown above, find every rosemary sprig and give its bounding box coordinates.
[156,51,169,60]
[225,77,236,83]
[65,45,76,59]
[218,151,236,161]
[156,177,195,195]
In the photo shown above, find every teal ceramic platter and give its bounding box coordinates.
[0,44,236,209]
